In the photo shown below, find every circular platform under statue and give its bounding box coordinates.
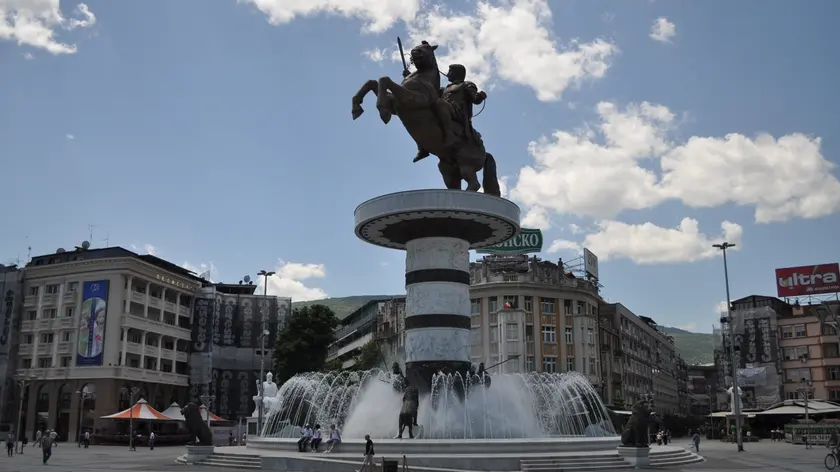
[355,189,520,392]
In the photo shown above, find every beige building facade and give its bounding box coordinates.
[16,247,201,442]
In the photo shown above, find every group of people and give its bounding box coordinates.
[296,424,342,453]
[655,429,672,445]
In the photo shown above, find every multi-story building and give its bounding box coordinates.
[686,364,719,416]
[327,297,400,369]
[676,357,689,416]
[16,246,202,442]
[468,256,602,386]
[0,264,23,429]
[189,282,290,421]
[377,297,406,362]
[597,308,622,407]
[601,303,682,415]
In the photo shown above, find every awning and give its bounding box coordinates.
[160,402,185,421]
[757,399,840,416]
[200,405,227,422]
[100,398,172,421]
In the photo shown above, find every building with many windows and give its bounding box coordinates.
[15,246,202,442]
[468,256,602,387]
[0,264,23,429]
[326,297,403,369]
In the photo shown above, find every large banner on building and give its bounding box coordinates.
[776,263,840,297]
[77,280,109,366]
[192,297,214,353]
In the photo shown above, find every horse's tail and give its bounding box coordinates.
[482,153,501,197]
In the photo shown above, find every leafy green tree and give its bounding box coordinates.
[354,340,384,371]
[274,304,339,385]
[323,358,344,372]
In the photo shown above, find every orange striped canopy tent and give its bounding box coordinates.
[199,405,227,423]
[100,398,174,421]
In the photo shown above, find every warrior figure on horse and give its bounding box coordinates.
[352,40,500,196]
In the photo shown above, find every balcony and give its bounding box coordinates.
[179,305,190,317]
[16,366,188,386]
[36,344,50,355]
[121,313,191,340]
[58,342,73,354]
[164,301,177,313]
[41,294,57,305]
[19,344,33,355]
[144,345,159,357]
[63,291,78,304]
[130,291,145,303]
[148,297,161,308]
[24,295,37,307]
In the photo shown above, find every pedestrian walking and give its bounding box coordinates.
[41,432,53,464]
[33,430,42,448]
[692,430,701,453]
[6,431,14,457]
[83,431,91,448]
[149,431,155,450]
[360,434,375,472]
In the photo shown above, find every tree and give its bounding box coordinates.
[354,340,384,371]
[323,358,344,373]
[273,304,339,385]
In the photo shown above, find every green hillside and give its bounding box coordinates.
[660,326,715,365]
[292,295,401,320]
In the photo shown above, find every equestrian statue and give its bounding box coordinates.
[352,39,501,196]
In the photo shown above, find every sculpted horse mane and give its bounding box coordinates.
[352,40,501,196]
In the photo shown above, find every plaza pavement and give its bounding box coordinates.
[0,439,832,472]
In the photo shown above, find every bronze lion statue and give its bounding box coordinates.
[181,402,213,446]
[620,397,652,448]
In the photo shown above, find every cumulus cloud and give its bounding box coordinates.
[245,0,617,102]
[0,0,97,54]
[257,260,328,302]
[548,217,743,264]
[181,261,218,282]
[143,244,157,256]
[511,101,840,223]
[650,17,676,43]
[65,133,74,140]
[521,206,551,230]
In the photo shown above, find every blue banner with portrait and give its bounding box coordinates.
[77,280,109,366]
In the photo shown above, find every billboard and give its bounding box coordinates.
[476,228,543,254]
[77,280,109,366]
[583,248,599,279]
[776,263,840,297]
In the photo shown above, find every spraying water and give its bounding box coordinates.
[261,369,616,439]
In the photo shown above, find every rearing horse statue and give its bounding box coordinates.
[351,40,501,196]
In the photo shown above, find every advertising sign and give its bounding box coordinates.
[583,248,599,279]
[191,297,213,353]
[476,228,543,254]
[775,263,840,297]
[77,280,109,366]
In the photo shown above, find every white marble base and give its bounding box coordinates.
[406,282,470,316]
[406,237,470,272]
[405,327,470,363]
[617,446,650,468]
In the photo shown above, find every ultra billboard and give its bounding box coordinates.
[775,263,840,297]
[77,280,109,366]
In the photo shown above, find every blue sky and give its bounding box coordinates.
[2,0,839,332]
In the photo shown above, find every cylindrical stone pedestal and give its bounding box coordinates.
[355,190,520,393]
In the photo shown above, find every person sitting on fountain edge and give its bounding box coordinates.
[297,424,313,452]
[413,63,488,163]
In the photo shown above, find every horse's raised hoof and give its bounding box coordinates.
[352,105,364,120]
[377,107,392,124]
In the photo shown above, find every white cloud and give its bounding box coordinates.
[181,261,218,281]
[23,51,33,59]
[716,300,729,315]
[257,260,328,302]
[65,133,74,140]
[547,238,580,253]
[511,101,840,223]
[650,17,676,43]
[363,47,387,62]
[568,223,582,234]
[143,244,157,256]
[239,0,420,33]
[521,206,551,230]
[0,0,97,54]
[549,217,743,264]
[678,322,697,332]
[405,0,618,101]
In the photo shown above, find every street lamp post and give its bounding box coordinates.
[14,374,36,454]
[75,389,94,447]
[799,369,815,448]
[121,386,140,451]
[257,269,275,436]
[713,241,744,453]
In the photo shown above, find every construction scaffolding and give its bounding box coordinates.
[713,306,781,410]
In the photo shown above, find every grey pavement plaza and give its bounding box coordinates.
[0,440,833,472]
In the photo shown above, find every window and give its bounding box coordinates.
[782,326,793,339]
[588,328,595,345]
[506,323,519,341]
[783,346,809,360]
[794,324,807,337]
[22,358,32,369]
[62,332,71,342]
[489,326,499,343]
[23,335,33,344]
[67,281,79,292]
[826,344,840,358]
[60,357,72,367]
[470,329,481,345]
[46,284,60,294]
[40,333,54,343]
[566,357,576,372]
[503,274,518,282]
[540,298,556,314]
[502,296,518,309]
[526,356,535,372]
[542,325,556,344]
[565,327,573,344]
[542,356,557,373]
[828,367,840,381]
[64,307,74,317]
[831,390,840,402]
[589,357,596,375]
[26,311,36,321]
[470,299,481,315]
[38,358,52,368]
[786,368,811,382]
[471,315,481,327]
[28,286,39,296]
[576,301,585,314]
[525,325,534,341]
[42,308,57,319]
[488,297,498,313]
[524,297,533,312]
